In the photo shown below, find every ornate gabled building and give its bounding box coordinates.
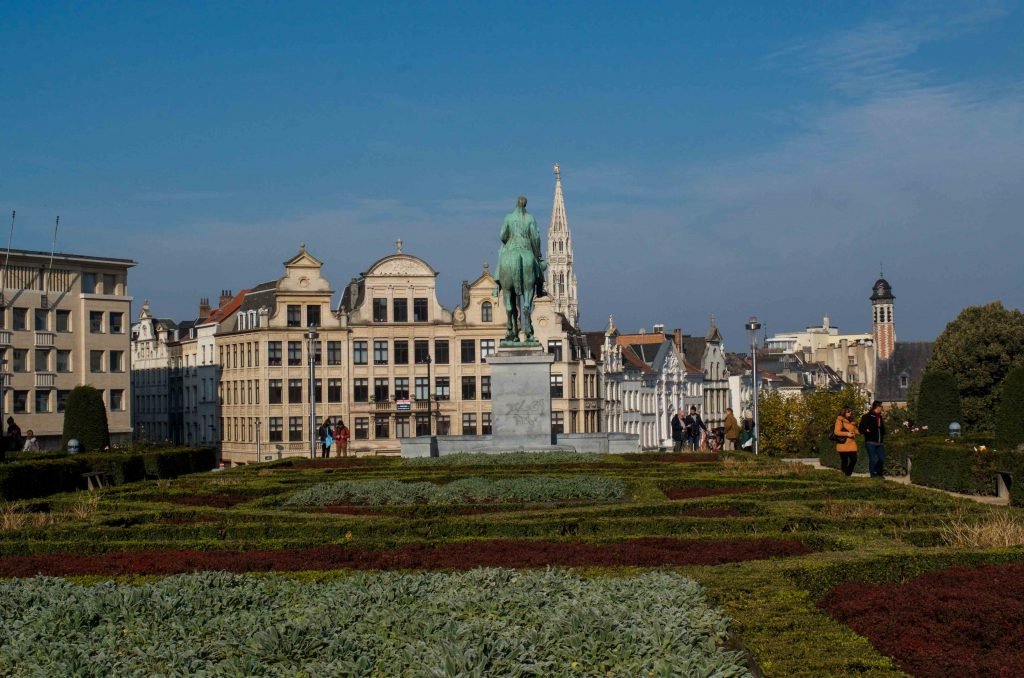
[674,318,731,428]
[130,301,179,442]
[546,163,579,328]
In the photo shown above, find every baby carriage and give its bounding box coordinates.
[705,427,725,452]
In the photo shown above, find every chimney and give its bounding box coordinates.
[219,290,233,307]
[673,328,682,350]
[198,297,211,320]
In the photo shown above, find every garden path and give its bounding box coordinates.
[782,458,1010,506]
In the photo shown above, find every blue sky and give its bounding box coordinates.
[2,1,1022,344]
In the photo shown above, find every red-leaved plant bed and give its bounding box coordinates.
[664,487,757,500]
[0,537,811,577]
[155,492,255,509]
[819,562,1024,678]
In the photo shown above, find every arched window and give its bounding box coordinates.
[481,301,493,322]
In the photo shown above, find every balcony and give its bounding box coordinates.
[0,331,10,347]
[35,373,56,388]
[374,400,392,412]
[35,332,55,347]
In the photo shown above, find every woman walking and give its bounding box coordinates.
[318,419,333,458]
[834,406,860,476]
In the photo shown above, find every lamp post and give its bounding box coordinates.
[745,316,762,455]
[306,327,320,459]
[422,354,434,435]
[256,419,262,463]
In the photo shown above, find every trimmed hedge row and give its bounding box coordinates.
[0,448,218,500]
[908,445,998,496]
[818,436,909,476]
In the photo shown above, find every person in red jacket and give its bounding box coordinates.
[334,420,350,458]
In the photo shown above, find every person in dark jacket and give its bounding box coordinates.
[858,400,887,478]
[684,406,708,451]
[670,409,686,452]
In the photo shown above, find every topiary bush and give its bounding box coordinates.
[61,385,110,453]
[909,443,997,495]
[996,367,1024,449]
[916,370,962,435]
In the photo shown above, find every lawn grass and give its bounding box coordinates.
[1,452,1021,676]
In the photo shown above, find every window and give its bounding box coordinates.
[288,341,302,366]
[460,340,475,364]
[56,310,71,332]
[35,391,50,413]
[353,340,368,365]
[287,305,301,327]
[90,350,103,372]
[109,312,123,334]
[82,272,97,294]
[373,298,388,322]
[848,355,857,366]
[550,374,564,398]
[548,340,563,362]
[415,377,429,401]
[289,417,303,441]
[375,417,390,439]
[437,415,451,435]
[306,304,321,328]
[374,378,389,402]
[481,376,491,400]
[109,351,124,373]
[413,298,428,322]
[395,416,410,438]
[551,411,565,434]
[13,390,27,413]
[269,379,282,404]
[268,418,283,442]
[480,339,495,360]
[414,340,430,364]
[394,377,410,400]
[462,413,477,435]
[103,274,117,294]
[482,412,492,435]
[354,418,369,440]
[900,374,910,388]
[416,414,431,436]
[393,298,408,323]
[328,379,342,403]
[268,341,282,366]
[312,341,322,365]
[56,390,70,413]
[435,376,450,400]
[354,378,369,402]
[393,340,409,365]
[34,349,48,372]
[481,301,493,322]
[461,376,476,400]
[13,308,26,331]
[110,389,124,411]
[327,341,342,365]
[434,340,449,364]
[34,309,48,332]
[283,378,301,403]
[309,379,322,403]
[373,340,388,365]
[90,311,104,333]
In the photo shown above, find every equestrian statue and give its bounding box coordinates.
[494,195,546,346]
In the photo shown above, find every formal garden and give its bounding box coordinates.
[2,447,1024,677]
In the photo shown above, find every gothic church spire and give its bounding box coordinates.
[547,163,579,327]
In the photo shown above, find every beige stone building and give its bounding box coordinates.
[1,248,135,448]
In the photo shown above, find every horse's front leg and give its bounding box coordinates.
[503,289,518,341]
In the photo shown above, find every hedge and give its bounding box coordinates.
[908,444,998,496]
[818,436,909,476]
[0,447,219,500]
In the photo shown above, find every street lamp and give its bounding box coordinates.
[745,316,762,455]
[421,353,434,436]
[306,327,320,459]
[255,418,262,463]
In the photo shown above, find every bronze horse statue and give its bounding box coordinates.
[494,196,546,344]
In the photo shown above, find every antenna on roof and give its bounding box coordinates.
[44,216,59,307]
[1,210,14,307]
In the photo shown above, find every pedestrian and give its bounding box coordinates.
[334,420,350,458]
[22,430,39,452]
[317,419,332,458]
[670,408,686,452]
[723,408,740,451]
[684,406,708,452]
[858,400,887,478]
[834,406,860,476]
[6,417,22,452]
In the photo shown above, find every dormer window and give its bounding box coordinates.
[481,301,493,323]
[900,374,910,388]
[236,312,246,331]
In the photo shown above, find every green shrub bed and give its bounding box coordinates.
[0,569,751,677]
[403,451,606,466]
[285,476,626,506]
[909,444,998,495]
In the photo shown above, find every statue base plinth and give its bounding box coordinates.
[500,338,541,348]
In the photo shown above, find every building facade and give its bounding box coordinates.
[1,248,135,448]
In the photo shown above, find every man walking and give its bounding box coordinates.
[858,400,887,478]
[670,408,686,452]
[684,406,708,451]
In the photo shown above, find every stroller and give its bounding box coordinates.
[705,427,725,452]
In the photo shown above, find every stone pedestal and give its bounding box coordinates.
[486,347,555,448]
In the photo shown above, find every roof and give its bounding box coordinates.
[875,341,934,402]
[620,345,653,373]
[583,331,606,360]
[871,278,894,301]
[678,335,708,367]
[204,289,250,325]
[0,247,136,268]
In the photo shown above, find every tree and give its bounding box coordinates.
[928,302,1024,432]
[996,367,1024,449]
[756,385,868,456]
[61,385,110,453]
[916,370,962,434]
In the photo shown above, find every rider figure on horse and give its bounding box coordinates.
[494,196,546,343]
